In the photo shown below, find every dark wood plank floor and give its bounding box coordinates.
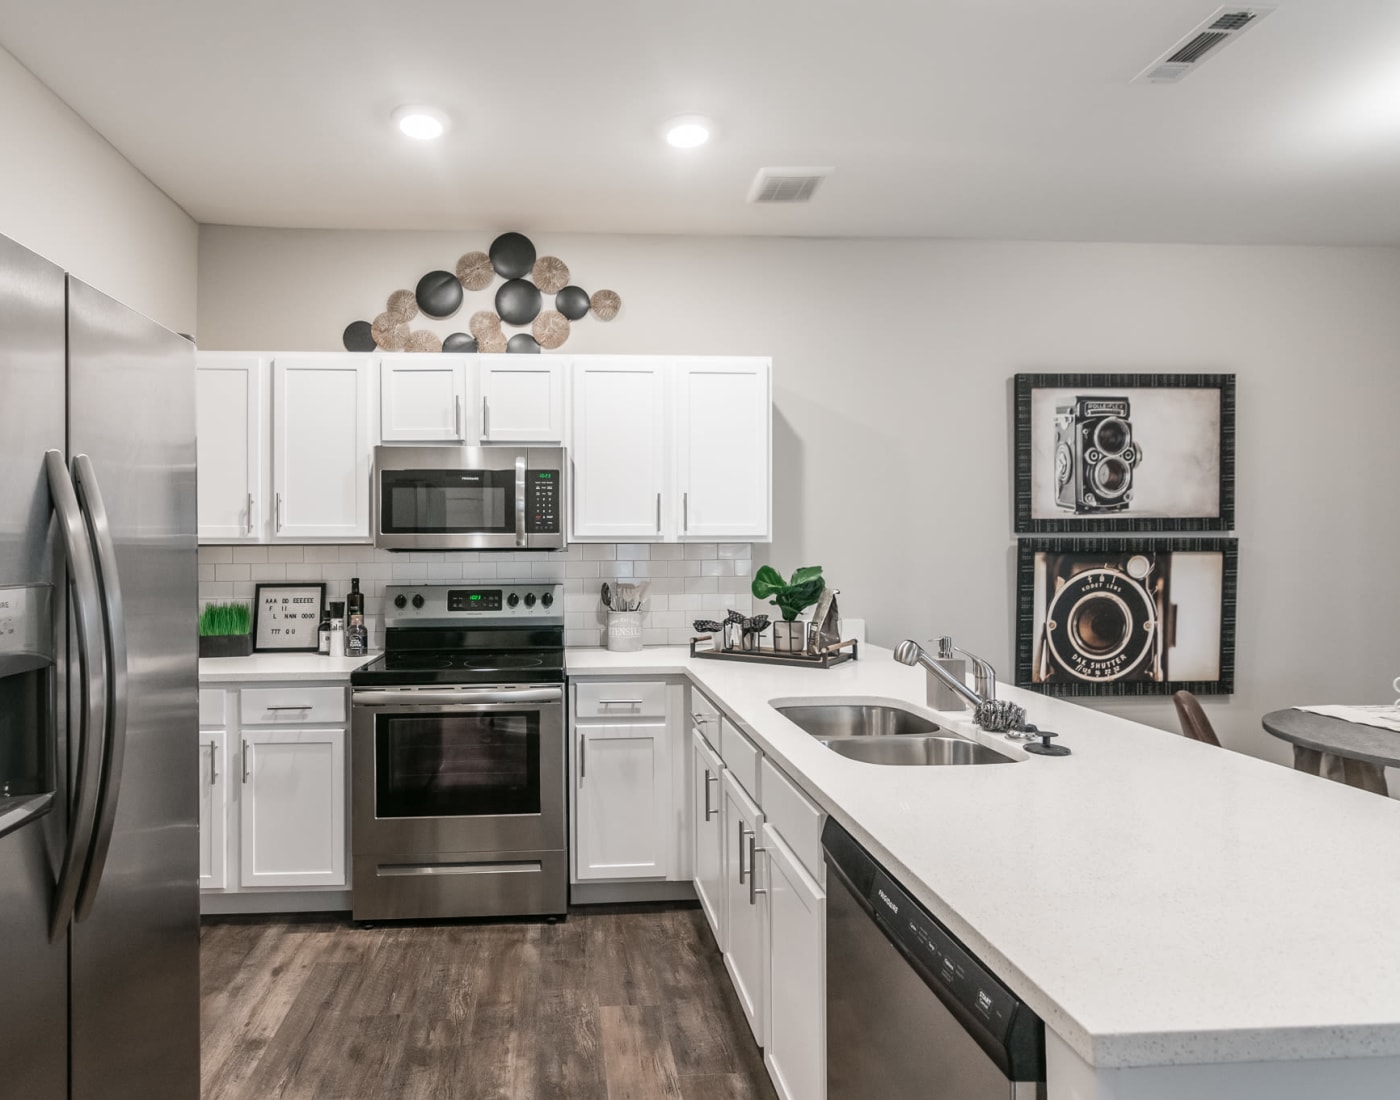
[200,905,778,1100]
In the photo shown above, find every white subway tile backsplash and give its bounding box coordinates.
[669,560,701,578]
[718,543,749,560]
[267,546,304,563]
[649,543,684,561]
[566,561,601,578]
[231,546,268,564]
[200,546,233,563]
[684,542,718,560]
[303,546,342,564]
[215,563,250,581]
[616,544,650,561]
[700,559,727,577]
[198,564,216,582]
[581,544,616,561]
[426,563,463,580]
[685,576,719,595]
[391,562,428,580]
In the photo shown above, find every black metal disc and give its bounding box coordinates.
[507,333,541,354]
[442,332,478,353]
[342,320,375,352]
[555,285,590,320]
[496,279,543,325]
[415,270,464,318]
[489,232,537,279]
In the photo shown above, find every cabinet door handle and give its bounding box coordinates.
[208,740,218,786]
[683,491,689,533]
[749,834,766,905]
[703,769,717,820]
[482,395,489,439]
[455,395,463,439]
[579,734,586,781]
[691,713,708,726]
[655,493,661,535]
[737,821,749,884]
[274,492,283,533]
[241,739,250,784]
[246,492,255,536]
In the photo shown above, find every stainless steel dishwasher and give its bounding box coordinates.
[823,820,1046,1099]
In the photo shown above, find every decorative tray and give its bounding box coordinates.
[688,635,859,669]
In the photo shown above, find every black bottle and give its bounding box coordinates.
[347,578,364,618]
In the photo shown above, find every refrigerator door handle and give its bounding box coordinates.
[44,450,109,943]
[71,454,129,923]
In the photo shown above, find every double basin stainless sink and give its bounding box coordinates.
[775,703,1014,767]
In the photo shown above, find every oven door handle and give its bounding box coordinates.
[352,687,563,707]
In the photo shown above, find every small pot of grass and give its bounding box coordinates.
[198,602,253,658]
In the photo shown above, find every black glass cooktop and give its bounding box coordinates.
[352,624,565,687]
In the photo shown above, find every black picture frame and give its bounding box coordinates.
[252,583,326,652]
[1013,373,1235,533]
[1015,537,1237,697]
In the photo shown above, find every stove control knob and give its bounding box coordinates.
[541,591,554,608]
[411,594,425,609]
[524,592,537,608]
[393,594,407,609]
[507,592,520,608]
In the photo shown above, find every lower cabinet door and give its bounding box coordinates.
[691,727,726,949]
[763,824,826,1100]
[240,727,346,888]
[198,730,228,890]
[722,769,767,1047]
[574,722,671,880]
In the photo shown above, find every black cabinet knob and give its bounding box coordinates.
[394,594,407,609]
[411,594,425,609]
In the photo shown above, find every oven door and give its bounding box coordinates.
[373,446,526,550]
[350,685,565,856]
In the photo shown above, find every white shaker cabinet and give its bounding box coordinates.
[197,729,228,890]
[195,353,266,541]
[675,358,771,541]
[570,358,670,539]
[763,824,826,1100]
[692,726,727,948]
[479,355,566,443]
[573,721,672,880]
[271,354,374,540]
[379,354,469,442]
[722,769,768,1047]
[239,726,347,889]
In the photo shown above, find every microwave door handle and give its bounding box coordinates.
[515,455,527,547]
[71,455,129,923]
[44,450,108,943]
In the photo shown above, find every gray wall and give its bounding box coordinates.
[196,225,1400,771]
[0,44,197,332]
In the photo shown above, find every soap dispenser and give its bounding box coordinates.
[925,636,968,712]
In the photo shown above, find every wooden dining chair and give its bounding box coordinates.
[1173,690,1221,747]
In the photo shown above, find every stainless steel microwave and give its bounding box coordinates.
[372,445,566,551]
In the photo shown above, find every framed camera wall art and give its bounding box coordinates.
[1015,537,1237,697]
[1013,373,1235,533]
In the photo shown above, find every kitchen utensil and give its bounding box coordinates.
[601,581,613,610]
[693,619,723,634]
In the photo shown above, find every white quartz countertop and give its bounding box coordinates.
[198,652,378,683]
[566,645,1400,1070]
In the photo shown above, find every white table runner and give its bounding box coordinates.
[1295,704,1400,733]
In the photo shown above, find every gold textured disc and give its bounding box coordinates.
[469,310,503,340]
[532,310,570,349]
[385,289,418,323]
[405,329,443,353]
[372,312,409,350]
[590,289,622,321]
[531,256,570,294]
[455,251,494,291]
[479,328,508,353]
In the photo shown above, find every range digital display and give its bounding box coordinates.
[447,589,503,611]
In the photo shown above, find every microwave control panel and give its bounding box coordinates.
[525,470,560,533]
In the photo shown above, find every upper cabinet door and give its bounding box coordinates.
[479,355,566,443]
[676,358,771,541]
[571,358,669,540]
[195,353,266,541]
[380,354,469,443]
[272,354,373,540]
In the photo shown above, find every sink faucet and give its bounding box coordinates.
[893,639,983,709]
[894,639,1027,734]
[951,644,996,702]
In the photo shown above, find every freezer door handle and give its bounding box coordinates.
[72,455,130,923]
[44,450,109,943]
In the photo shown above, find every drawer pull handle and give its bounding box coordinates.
[266,705,312,711]
[737,821,749,884]
[703,769,717,820]
[749,834,766,905]
[208,740,218,786]
[598,698,643,705]
[241,739,250,784]
[691,713,709,725]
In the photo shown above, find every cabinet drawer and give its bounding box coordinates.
[574,680,667,720]
[198,688,227,727]
[689,688,720,749]
[760,757,824,882]
[240,686,346,725]
[721,718,760,801]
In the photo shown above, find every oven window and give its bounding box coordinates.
[375,712,540,818]
[380,469,516,534]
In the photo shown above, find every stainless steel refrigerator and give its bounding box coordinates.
[0,232,199,1099]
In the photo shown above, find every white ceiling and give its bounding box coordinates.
[2,0,1399,244]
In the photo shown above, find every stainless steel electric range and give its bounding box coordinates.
[349,583,567,922]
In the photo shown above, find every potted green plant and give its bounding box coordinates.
[751,564,824,651]
[199,602,253,658]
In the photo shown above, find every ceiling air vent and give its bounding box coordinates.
[747,167,833,204]
[1133,6,1273,84]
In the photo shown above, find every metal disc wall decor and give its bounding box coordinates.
[416,270,464,318]
[590,289,622,321]
[532,310,570,349]
[346,232,619,352]
[386,289,419,323]
[489,232,536,279]
[372,312,410,350]
[532,256,570,294]
[455,251,494,291]
[496,278,543,325]
[555,285,590,320]
[343,320,375,352]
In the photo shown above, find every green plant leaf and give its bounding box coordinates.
[789,565,824,588]
[750,564,787,600]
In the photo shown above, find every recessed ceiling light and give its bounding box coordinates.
[663,115,712,149]
[394,105,449,141]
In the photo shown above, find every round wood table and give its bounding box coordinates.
[1262,709,1397,795]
